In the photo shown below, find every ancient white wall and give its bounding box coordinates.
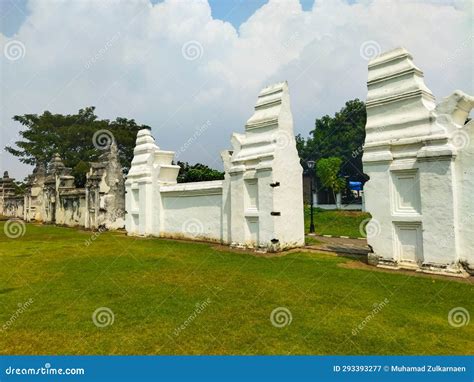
[455,120,474,268]
[2,197,24,218]
[1,144,125,231]
[362,47,474,277]
[56,192,87,227]
[125,82,305,251]
[160,181,223,241]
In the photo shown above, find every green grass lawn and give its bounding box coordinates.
[305,207,371,238]
[0,222,472,355]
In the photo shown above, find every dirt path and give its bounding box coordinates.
[306,234,370,255]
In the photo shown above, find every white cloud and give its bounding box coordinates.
[1,0,472,179]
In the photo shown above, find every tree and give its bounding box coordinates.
[13,180,26,195]
[176,162,224,183]
[298,99,367,183]
[5,107,149,187]
[316,157,346,206]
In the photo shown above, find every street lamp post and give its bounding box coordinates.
[307,160,315,234]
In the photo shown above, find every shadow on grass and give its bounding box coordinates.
[0,287,18,295]
[332,252,368,264]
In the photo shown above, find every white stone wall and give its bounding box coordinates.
[362,47,474,277]
[161,181,223,241]
[125,82,305,251]
[457,120,474,267]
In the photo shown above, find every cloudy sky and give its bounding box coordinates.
[1,0,472,180]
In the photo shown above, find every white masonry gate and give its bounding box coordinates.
[362,48,474,277]
[125,82,305,251]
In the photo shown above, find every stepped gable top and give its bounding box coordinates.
[89,140,119,174]
[245,81,288,131]
[97,140,119,164]
[44,153,70,184]
[1,171,14,185]
[48,153,66,173]
[0,171,16,195]
[26,163,46,186]
[366,46,435,106]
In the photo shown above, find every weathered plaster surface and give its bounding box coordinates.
[0,143,125,230]
[363,47,474,277]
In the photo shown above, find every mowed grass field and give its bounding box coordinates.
[305,207,371,238]
[0,221,472,355]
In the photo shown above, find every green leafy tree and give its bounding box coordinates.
[177,162,224,183]
[298,99,367,182]
[13,180,26,195]
[71,160,91,188]
[316,157,346,205]
[5,107,149,187]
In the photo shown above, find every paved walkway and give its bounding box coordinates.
[306,234,370,255]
